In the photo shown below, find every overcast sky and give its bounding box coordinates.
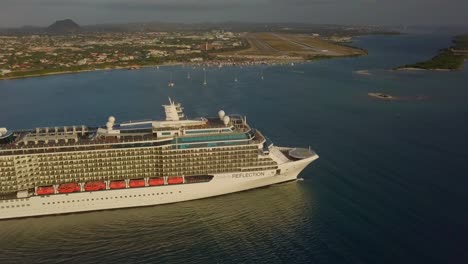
[1,0,467,27]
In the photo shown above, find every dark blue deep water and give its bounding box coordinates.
[1,34,467,264]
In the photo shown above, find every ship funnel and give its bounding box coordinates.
[218,110,225,120]
[223,116,230,126]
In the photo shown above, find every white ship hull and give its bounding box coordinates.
[0,153,318,220]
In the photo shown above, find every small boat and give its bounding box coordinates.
[84,181,106,191]
[129,179,145,188]
[58,183,80,193]
[109,180,126,189]
[167,176,183,185]
[37,186,55,195]
[149,177,164,186]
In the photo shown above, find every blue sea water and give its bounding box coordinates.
[0,34,467,264]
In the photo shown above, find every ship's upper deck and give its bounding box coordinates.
[0,99,266,156]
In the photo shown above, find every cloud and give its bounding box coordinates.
[4,0,340,10]
[1,0,467,27]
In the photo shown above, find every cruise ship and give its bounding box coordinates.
[0,99,318,220]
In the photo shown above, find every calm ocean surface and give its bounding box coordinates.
[0,34,467,264]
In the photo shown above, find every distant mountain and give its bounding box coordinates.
[47,19,81,34]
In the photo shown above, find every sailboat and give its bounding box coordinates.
[260,68,264,80]
[203,69,207,86]
[168,72,175,87]
[187,72,191,80]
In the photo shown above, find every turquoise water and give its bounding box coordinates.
[0,34,467,264]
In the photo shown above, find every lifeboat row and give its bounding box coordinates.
[36,177,184,195]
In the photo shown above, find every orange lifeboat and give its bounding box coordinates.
[37,186,55,195]
[129,179,145,188]
[149,177,164,186]
[167,176,183,185]
[58,183,80,193]
[109,180,126,189]
[84,181,106,191]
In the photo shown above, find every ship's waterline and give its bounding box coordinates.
[0,99,318,220]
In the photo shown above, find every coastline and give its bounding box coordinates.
[0,55,362,81]
[394,67,454,72]
[0,63,187,81]
[394,35,468,71]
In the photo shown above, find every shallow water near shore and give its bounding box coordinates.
[1,34,468,264]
